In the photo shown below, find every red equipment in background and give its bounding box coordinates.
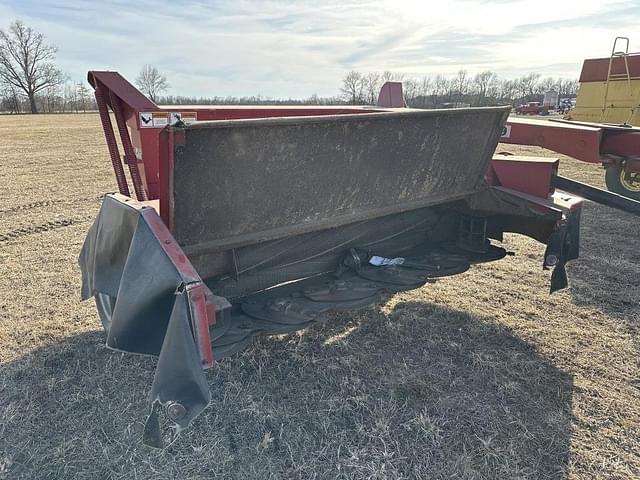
[502,117,640,166]
[500,38,640,201]
[501,117,640,200]
[514,102,550,116]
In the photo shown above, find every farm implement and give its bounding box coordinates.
[79,70,637,448]
[502,37,640,200]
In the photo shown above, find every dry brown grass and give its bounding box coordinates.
[0,113,638,479]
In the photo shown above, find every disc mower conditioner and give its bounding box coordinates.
[80,71,584,447]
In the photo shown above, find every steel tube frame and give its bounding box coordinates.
[552,175,640,216]
[503,117,640,173]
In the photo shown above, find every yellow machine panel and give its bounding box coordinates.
[568,38,640,126]
[569,80,640,125]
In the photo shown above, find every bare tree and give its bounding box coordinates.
[43,84,61,113]
[340,70,364,104]
[516,73,541,102]
[432,74,448,97]
[0,84,21,113]
[403,78,420,106]
[557,78,579,98]
[76,82,91,112]
[0,20,64,113]
[536,76,556,95]
[136,65,169,102]
[498,79,518,104]
[473,71,498,106]
[362,72,381,104]
[452,69,470,102]
[65,81,78,112]
[419,76,432,95]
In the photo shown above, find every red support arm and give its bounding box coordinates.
[502,117,640,172]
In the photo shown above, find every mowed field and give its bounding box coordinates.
[0,113,638,480]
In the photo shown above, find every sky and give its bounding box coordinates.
[0,0,638,98]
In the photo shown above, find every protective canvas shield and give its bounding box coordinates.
[79,196,214,447]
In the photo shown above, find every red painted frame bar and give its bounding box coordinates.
[501,117,603,164]
[185,282,216,368]
[502,117,640,171]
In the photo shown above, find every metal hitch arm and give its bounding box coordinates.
[552,175,640,217]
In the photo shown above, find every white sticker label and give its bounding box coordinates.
[152,112,168,127]
[169,111,198,126]
[140,111,198,128]
[139,112,153,128]
[139,112,169,128]
[181,112,197,125]
[500,124,511,139]
[169,112,182,125]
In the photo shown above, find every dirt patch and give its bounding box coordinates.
[0,114,638,479]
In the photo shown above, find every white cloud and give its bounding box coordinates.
[0,0,637,97]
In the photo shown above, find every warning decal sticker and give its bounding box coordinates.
[139,112,169,128]
[180,112,197,125]
[140,111,198,128]
[169,112,198,126]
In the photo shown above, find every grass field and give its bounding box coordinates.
[0,113,638,480]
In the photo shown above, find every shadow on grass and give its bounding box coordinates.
[1,301,573,480]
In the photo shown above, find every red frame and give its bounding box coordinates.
[502,117,640,171]
[486,154,583,217]
[500,47,640,172]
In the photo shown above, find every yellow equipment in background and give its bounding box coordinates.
[568,37,640,126]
